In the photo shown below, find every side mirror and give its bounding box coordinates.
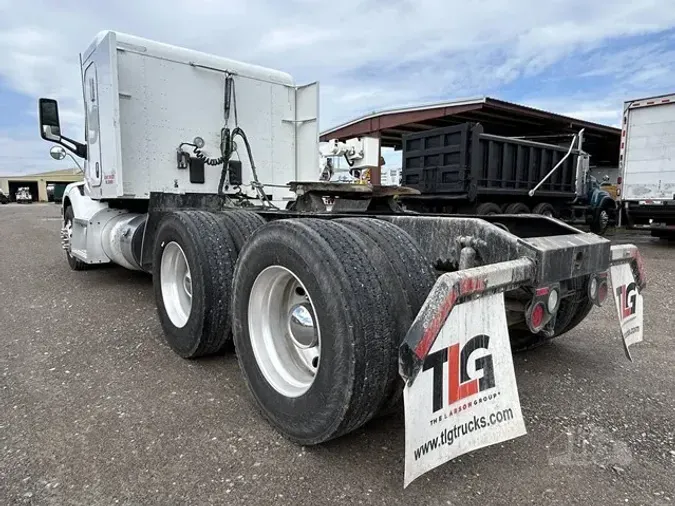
[37,98,87,160]
[49,145,67,160]
[39,98,62,142]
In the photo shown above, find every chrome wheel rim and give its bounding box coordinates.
[248,266,320,398]
[160,242,192,328]
[64,219,73,254]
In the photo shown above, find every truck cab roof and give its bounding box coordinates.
[84,31,295,87]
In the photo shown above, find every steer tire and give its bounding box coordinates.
[590,207,611,235]
[153,210,237,358]
[504,202,530,214]
[232,218,397,444]
[336,218,436,415]
[216,210,266,252]
[64,206,88,271]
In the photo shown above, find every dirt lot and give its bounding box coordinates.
[1,203,674,505]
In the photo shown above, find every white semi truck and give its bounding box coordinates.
[39,31,646,486]
[618,93,675,238]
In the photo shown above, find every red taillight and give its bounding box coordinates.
[589,272,609,307]
[527,285,560,333]
[530,303,545,331]
[617,177,622,185]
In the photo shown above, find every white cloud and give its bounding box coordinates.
[1,0,675,174]
[260,26,339,52]
[0,129,75,174]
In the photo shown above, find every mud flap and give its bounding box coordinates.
[609,244,646,361]
[610,262,644,360]
[403,292,527,487]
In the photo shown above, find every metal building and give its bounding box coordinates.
[0,168,83,202]
[320,97,620,184]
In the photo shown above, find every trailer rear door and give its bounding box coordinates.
[622,97,675,202]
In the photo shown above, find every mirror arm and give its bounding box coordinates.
[59,136,87,159]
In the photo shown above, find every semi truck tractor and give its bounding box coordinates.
[398,123,617,235]
[39,31,646,486]
[617,93,675,238]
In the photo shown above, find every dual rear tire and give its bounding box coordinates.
[152,212,434,444]
[152,210,263,358]
[232,218,434,444]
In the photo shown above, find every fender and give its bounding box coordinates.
[61,181,109,222]
[589,188,616,211]
[61,182,110,265]
[600,194,617,211]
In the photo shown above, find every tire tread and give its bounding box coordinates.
[336,218,435,413]
[153,210,237,358]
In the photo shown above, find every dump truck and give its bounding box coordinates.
[39,31,646,486]
[618,93,675,238]
[399,123,617,235]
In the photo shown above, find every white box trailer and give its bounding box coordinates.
[618,93,675,236]
[38,31,647,487]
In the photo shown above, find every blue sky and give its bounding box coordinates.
[1,0,675,175]
[0,82,27,128]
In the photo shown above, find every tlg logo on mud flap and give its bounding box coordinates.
[616,282,638,321]
[422,334,495,413]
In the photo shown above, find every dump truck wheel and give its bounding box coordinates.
[504,202,530,214]
[63,206,88,271]
[232,218,396,444]
[476,202,502,215]
[337,217,436,415]
[216,210,266,252]
[532,202,556,218]
[590,207,610,235]
[153,211,237,358]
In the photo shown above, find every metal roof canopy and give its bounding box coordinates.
[320,97,621,167]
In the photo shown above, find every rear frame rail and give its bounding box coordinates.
[609,244,647,290]
[399,257,535,384]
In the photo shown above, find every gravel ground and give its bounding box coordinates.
[1,203,673,505]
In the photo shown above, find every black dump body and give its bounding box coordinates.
[401,123,579,201]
